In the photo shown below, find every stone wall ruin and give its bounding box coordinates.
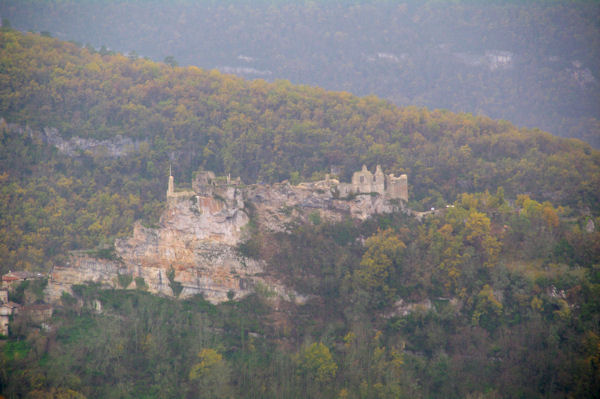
[337,164,408,202]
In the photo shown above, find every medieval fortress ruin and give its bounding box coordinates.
[337,165,407,201]
[27,165,409,309]
[168,164,408,204]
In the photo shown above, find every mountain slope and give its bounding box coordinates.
[1,0,598,146]
[0,29,599,399]
[1,28,599,273]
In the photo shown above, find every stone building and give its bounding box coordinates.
[1,270,41,287]
[349,164,385,195]
[338,165,408,202]
[166,170,195,201]
[21,304,53,324]
[169,165,408,204]
[0,271,50,335]
[167,169,243,202]
[386,173,408,202]
[0,288,19,336]
[192,170,241,196]
[192,170,217,194]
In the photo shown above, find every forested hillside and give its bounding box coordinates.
[0,29,599,398]
[1,0,599,146]
[3,194,599,398]
[1,28,599,273]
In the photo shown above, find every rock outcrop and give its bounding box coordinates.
[1,118,143,158]
[246,180,400,232]
[48,183,267,304]
[47,169,407,304]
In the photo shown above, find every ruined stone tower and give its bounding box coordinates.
[374,165,385,195]
[385,173,408,202]
[341,165,408,202]
[166,168,195,202]
[167,173,175,197]
[351,165,375,194]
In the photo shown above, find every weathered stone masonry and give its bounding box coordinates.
[337,164,408,201]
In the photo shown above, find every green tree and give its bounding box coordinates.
[355,228,406,308]
[163,55,178,67]
[117,273,132,289]
[297,342,338,397]
[464,210,501,268]
[189,348,231,399]
[167,266,183,297]
[471,284,503,331]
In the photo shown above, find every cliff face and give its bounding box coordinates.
[1,118,144,158]
[114,190,261,303]
[47,173,405,304]
[47,255,125,303]
[48,186,266,304]
[246,180,400,231]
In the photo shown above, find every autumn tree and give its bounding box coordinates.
[355,228,406,308]
[188,348,231,398]
[297,342,338,398]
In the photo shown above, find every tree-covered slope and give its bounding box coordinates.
[0,29,599,399]
[0,28,599,273]
[2,193,599,398]
[1,0,598,146]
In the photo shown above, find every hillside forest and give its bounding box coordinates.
[0,0,599,147]
[0,28,599,398]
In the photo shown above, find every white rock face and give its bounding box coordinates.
[48,186,262,304]
[46,256,125,303]
[0,118,144,158]
[47,174,405,304]
[246,181,401,231]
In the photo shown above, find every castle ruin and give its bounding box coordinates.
[337,165,408,202]
[167,164,408,203]
[42,165,409,306]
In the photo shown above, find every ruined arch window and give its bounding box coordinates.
[360,176,364,183]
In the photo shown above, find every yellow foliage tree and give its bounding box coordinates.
[355,228,406,308]
[189,348,231,399]
[464,211,501,268]
[297,342,338,385]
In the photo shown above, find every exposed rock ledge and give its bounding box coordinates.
[1,118,143,158]
[47,171,407,304]
[47,191,291,304]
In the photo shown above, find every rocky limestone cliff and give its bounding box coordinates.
[246,180,401,232]
[1,117,143,158]
[47,171,406,304]
[48,185,272,304]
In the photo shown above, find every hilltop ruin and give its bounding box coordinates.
[168,165,408,204]
[45,166,408,304]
